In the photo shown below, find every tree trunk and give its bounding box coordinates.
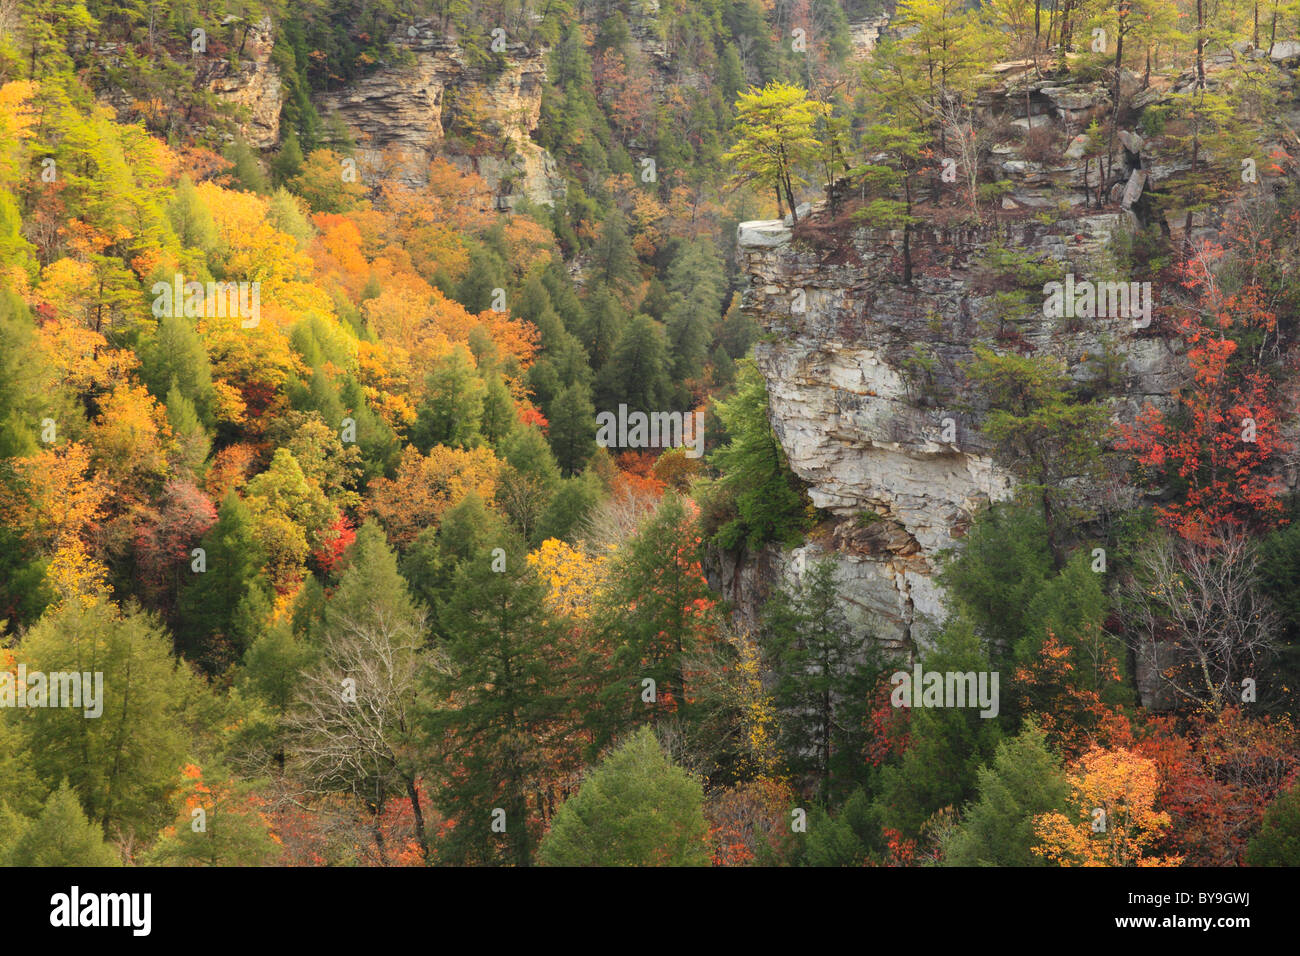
[372,807,388,865]
[1042,490,1066,571]
[1195,0,1206,90]
[903,176,914,285]
[405,776,430,863]
[1106,15,1127,187]
[821,678,832,798]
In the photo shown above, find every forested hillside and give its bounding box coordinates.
[0,0,1299,872]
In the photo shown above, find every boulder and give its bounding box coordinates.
[737,220,792,248]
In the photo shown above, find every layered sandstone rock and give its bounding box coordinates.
[725,60,1298,649]
[315,21,565,207]
[203,17,282,149]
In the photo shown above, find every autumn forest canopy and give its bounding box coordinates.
[0,0,1299,882]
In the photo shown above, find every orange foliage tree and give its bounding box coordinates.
[365,444,501,548]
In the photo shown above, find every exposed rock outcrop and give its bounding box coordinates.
[849,16,890,60]
[94,16,282,149]
[734,210,1173,645]
[315,22,565,207]
[201,17,282,149]
[729,58,1299,650]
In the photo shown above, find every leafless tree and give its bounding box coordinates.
[935,96,986,222]
[286,601,443,863]
[580,483,661,548]
[1118,529,1279,713]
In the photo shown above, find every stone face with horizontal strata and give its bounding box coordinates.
[1271,40,1300,60]
[313,27,566,205]
[737,220,793,248]
[736,200,1188,646]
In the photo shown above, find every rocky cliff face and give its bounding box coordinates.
[99,17,565,207]
[314,21,565,207]
[202,17,282,149]
[727,55,1300,649]
[94,16,282,149]
[730,209,1160,647]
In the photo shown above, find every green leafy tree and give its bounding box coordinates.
[596,313,672,414]
[590,496,719,746]
[536,473,602,543]
[243,448,338,594]
[942,722,1070,866]
[0,289,63,459]
[539,726,710,867]
[1247,783,1300,866]
[479,372,516,449]
[802,788,883,866]
[849,124,929,283]
[966,347,1109,569]
[20,599,197,837]
[874,615,1004,837]
[177,492,270,671]
[724,82,828,224]
[165,382,211,477]
[3,782,120,867]
[938,500,1053,665]
[401,492,507,628]
[546,382,597,476]
[411,345,486,452]
[139,313,219,428]
[589,207,640,300]
[288,521,431,863]
[707,360,808,551]
[144,763,280,867]
[663,240,726,389]
[764,559,882,801]
[425,536,573,866]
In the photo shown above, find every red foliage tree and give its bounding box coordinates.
[133,478,218,612]
[1013,632,1131,761]
[1119,229,1289,542]
[1135,708,1300,865]
[865,673,911,768]
[309,514,356,577]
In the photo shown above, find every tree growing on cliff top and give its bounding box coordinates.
[849,123,929,283]
[723,82,828,225]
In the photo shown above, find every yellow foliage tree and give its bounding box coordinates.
[0,443,109,554]
[89,382,172,490]
[1033,746,1182,867]
[526,538,613,621]
[35,317,135,396]
[0,81,38,191]
[45,539,113,609]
